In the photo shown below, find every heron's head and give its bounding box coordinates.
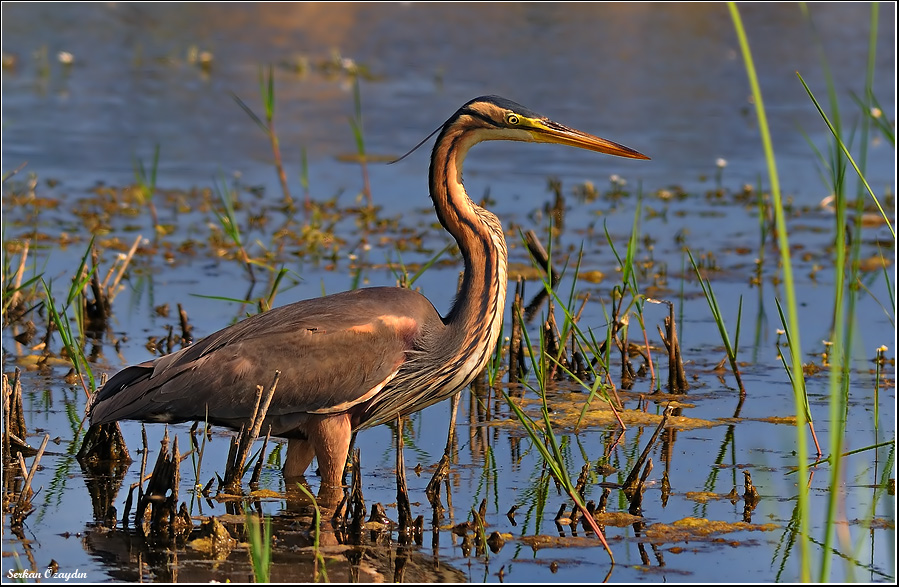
[450,95,650,160]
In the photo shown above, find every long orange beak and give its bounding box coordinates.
[529,119,650,160]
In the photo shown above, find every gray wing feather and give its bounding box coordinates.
[89,287,442,431]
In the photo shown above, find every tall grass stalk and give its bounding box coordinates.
[232,65,294,208]
[42,279,95,397]
[40,239,100,397]
[348,75,372,207]
[728,3,810,578]
[797,4,894,580]
[133,145,161,237]
[797,74,893,239]
[245,512,272,582]
[773,298,821,457]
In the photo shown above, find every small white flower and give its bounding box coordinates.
[57,51,74,65]
[776,329,786,335]
[870,107,882,119]
[716,158,727,168]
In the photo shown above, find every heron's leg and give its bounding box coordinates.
[426,391,459,504]
[308,413,352,490]
[284,438,315,478]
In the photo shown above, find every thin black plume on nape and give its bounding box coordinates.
[388,121,445,165]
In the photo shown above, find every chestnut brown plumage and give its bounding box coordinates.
[88,95,649,497]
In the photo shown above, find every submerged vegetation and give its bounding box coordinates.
[2,4,895,584]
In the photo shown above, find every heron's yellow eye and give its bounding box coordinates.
[505,113,520,125]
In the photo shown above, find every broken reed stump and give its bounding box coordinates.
[10,434,50,531]
[523,230,560,323]
[86,250,111,332]
[82,238,142,336]
[2,369,30,461]
[628,459,653,516]
[623,405,673,497]
[508,278,525,384]
[610,291,637,389]
[657,301,688,393]
[132,430,192,541]
[742,470,761,522]
[249,429,271,486]
[136,429,174,533]
[219,370,280,495]
[177,303,193,346]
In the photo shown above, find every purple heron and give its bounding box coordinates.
[88,95,649,497]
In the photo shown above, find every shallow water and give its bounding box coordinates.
[2,3,896,583]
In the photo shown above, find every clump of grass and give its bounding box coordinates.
[728,3,811,578]
[2,241,42,324]
[600,194,679,392]
[502,304,615,563]
[213,174,257,282]
[387,242,453,290]
[687,250,746,396]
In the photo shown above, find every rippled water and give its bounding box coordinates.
[2,3,895,583]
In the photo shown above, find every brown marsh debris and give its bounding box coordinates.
[644,517,777,543]
[495,391,715,432]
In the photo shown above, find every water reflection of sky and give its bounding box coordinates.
[2,3,895,203]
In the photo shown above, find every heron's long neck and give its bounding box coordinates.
[429,127,508,363]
